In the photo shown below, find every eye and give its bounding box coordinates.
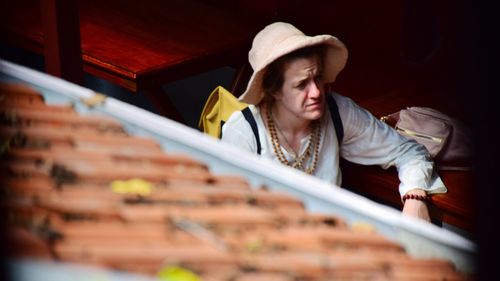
[295,80,307,89]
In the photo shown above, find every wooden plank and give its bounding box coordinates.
[40,0,83,84]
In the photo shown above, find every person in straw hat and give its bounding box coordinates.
[221,22,446,221]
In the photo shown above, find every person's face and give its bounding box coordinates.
[274,55,325,121]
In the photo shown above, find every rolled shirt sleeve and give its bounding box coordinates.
[336,94,447,197]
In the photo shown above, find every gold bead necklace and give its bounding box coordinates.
[266,103,321,175]
[273,113,299,158]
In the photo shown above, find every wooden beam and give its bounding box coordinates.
[40,0,83,84]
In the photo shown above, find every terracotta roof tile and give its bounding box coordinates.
[1,107,123,132]
[3,226,53,259]
[231,272,294,281]
[207,174,251,189]
[1,82,474,281]
[0,97,75,113]
[241,252,388,279]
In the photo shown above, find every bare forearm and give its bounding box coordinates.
[401,189,430,222]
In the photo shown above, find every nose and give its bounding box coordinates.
[309,80,321,98]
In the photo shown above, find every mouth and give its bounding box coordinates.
[306,102,322,109]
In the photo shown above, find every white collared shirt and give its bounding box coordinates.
[221,92,446,196]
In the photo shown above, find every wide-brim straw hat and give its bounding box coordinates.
[239,22,348,104]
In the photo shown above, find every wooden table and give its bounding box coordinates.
[0,0,265,121]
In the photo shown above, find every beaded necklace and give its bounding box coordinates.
[266,103,321,175]
[273,114,299,158]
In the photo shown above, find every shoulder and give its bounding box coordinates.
[327,91,388,140]
[225,105,259,127]
[222,105,261,139]
[327,92,362,121]
[328,92,357,108]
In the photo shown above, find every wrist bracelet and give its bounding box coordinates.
[402,193,429,203]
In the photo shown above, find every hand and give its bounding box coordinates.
[402,199,431,222]
[401,189,431,222]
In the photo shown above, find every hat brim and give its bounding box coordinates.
[239,34,348,104]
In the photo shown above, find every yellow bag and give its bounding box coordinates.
[198,86,248,138]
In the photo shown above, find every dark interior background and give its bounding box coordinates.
[1,0,497,280]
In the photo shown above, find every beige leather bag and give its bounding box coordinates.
[382,107,473,168]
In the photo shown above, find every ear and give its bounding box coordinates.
[273,90,283,102]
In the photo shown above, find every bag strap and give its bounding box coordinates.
[241,107,262,155]
[241,94,343,155]
[326,94,344,145]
